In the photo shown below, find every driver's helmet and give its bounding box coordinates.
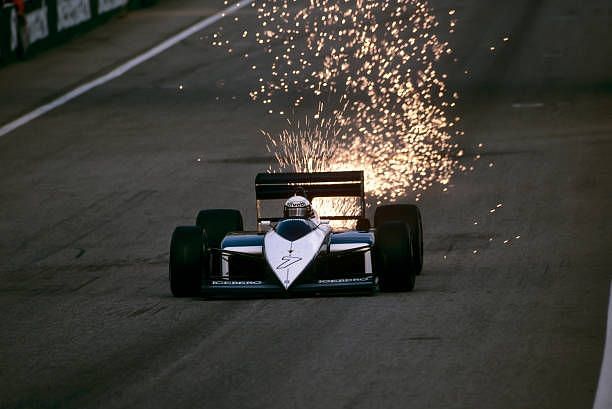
[283,195,313,219]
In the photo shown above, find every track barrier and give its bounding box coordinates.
[0,0,157,64]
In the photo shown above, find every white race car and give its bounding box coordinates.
[169,171,423,297]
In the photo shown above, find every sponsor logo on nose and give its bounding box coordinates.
[276,255,302,269]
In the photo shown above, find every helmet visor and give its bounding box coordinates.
[285,206,309,218]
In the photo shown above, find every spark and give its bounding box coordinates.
[216,0,461,219]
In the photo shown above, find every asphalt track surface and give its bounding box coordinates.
[0,1,611,408]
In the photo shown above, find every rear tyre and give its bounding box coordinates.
[195,209,243,248]
[169,226,204,297]
[375,204,423,275]
[375,221,415,292]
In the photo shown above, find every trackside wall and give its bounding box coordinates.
[0,0,156,65]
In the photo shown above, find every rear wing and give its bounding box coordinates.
[255,171,365,222]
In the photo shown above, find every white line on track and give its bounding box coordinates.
[511,102,544,109]
[594,282,612,409]
[0,0,253,139]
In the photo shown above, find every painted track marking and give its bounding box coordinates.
[0,1,252,139]
[594,282,612,409]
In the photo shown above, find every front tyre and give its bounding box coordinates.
[169,226,205,297]
[375,204,423,275]
[375,221,415,292]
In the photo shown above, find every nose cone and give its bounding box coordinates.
[264,224,329,289]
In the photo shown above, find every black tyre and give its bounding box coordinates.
[169,226,205,297]
[374,204,423,275]
[195,209,243,249]
[375,221,415,292]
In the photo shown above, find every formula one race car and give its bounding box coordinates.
[169,171,423,297]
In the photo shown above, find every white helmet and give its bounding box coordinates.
[284,195,313,219]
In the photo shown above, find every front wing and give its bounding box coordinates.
[201,247,375,296]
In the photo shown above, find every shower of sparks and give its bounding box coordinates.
[216,0,462,214]
[263,105,342,175]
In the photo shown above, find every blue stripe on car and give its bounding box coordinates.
[329,231,374,245]
[221,234,265,248]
